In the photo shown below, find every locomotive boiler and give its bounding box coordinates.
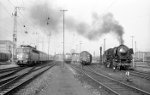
[103,44,133,70]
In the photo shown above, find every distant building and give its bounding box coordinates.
[134,51,150,61]
[0,40,14,53]
[0,40,14,62]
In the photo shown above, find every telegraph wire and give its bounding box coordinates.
[15,0,19,6]
[7,0,15,7]
[17,8,43,49]
[101,0,118,14]
[17,9,36,28]
[17,9,38,34]
[106,0,118,12]
[21,0,25,6]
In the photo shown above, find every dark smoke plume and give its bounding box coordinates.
[100,13,124,44]
[29,2,124,44]
[66,13,124,44]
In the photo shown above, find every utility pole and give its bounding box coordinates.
[60,9,67,67]
[79,41,83,53]
[131,36,134,51]
[76,44,78,53]
[47,17,50,61]
[135,41,137,59]
[103,39,106,53]
[42,38,44,51]
[131,36,135,67]
[12,7,22,63]
[135,41,137,53]
[143,52,145,62]
[93,51,95,63]
[36,32,39,49]
[100,47,102,64]
[48,33,51,60]
[103,39,106,65]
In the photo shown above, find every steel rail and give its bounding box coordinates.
[130,70,150,80]
[0,67,22,74]
[70,65,119,95]
[0,63,55,95]
[87,66,150,95]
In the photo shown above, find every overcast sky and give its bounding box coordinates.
[0,0,150,56]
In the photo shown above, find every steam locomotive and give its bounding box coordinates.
[80,51,92,65]
[103,44,133,70]
[16,45,53,66]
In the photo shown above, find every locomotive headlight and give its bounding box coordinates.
[17,54,22,58]
[120,48,126,53]
[119,47,127,56]
[17,55,19,58]
[17,53,28,59]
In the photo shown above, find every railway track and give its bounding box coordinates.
[92,64,150,81]
[0,67,27,79]
[70,64,150,95]
[0,67,28,86]
[136,65,150,68]
[0,62,56,95]
[130,70,150,81]
[0,67,22,74]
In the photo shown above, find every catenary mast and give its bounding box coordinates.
[60,9,67,67]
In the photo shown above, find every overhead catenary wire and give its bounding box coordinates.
[7,0,15,7]
[15,0,19,6]
[0,3,12,16]
[6,0,32,45]
[17,9,41,33]
[17,9,42,46]
[21,0,24,6]
[17,8,50,51]
[4,2,38,48]
[100,0,118,14]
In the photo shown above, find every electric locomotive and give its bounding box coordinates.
[64,53,72,64]
[16,45,50,66]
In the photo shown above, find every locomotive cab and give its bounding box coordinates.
[16,47,30,65]
[16,45,51,67]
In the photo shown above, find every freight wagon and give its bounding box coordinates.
[0,40,14,62]
[80,51,92,65]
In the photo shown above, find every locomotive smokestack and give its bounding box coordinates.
[120,36,124,45]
